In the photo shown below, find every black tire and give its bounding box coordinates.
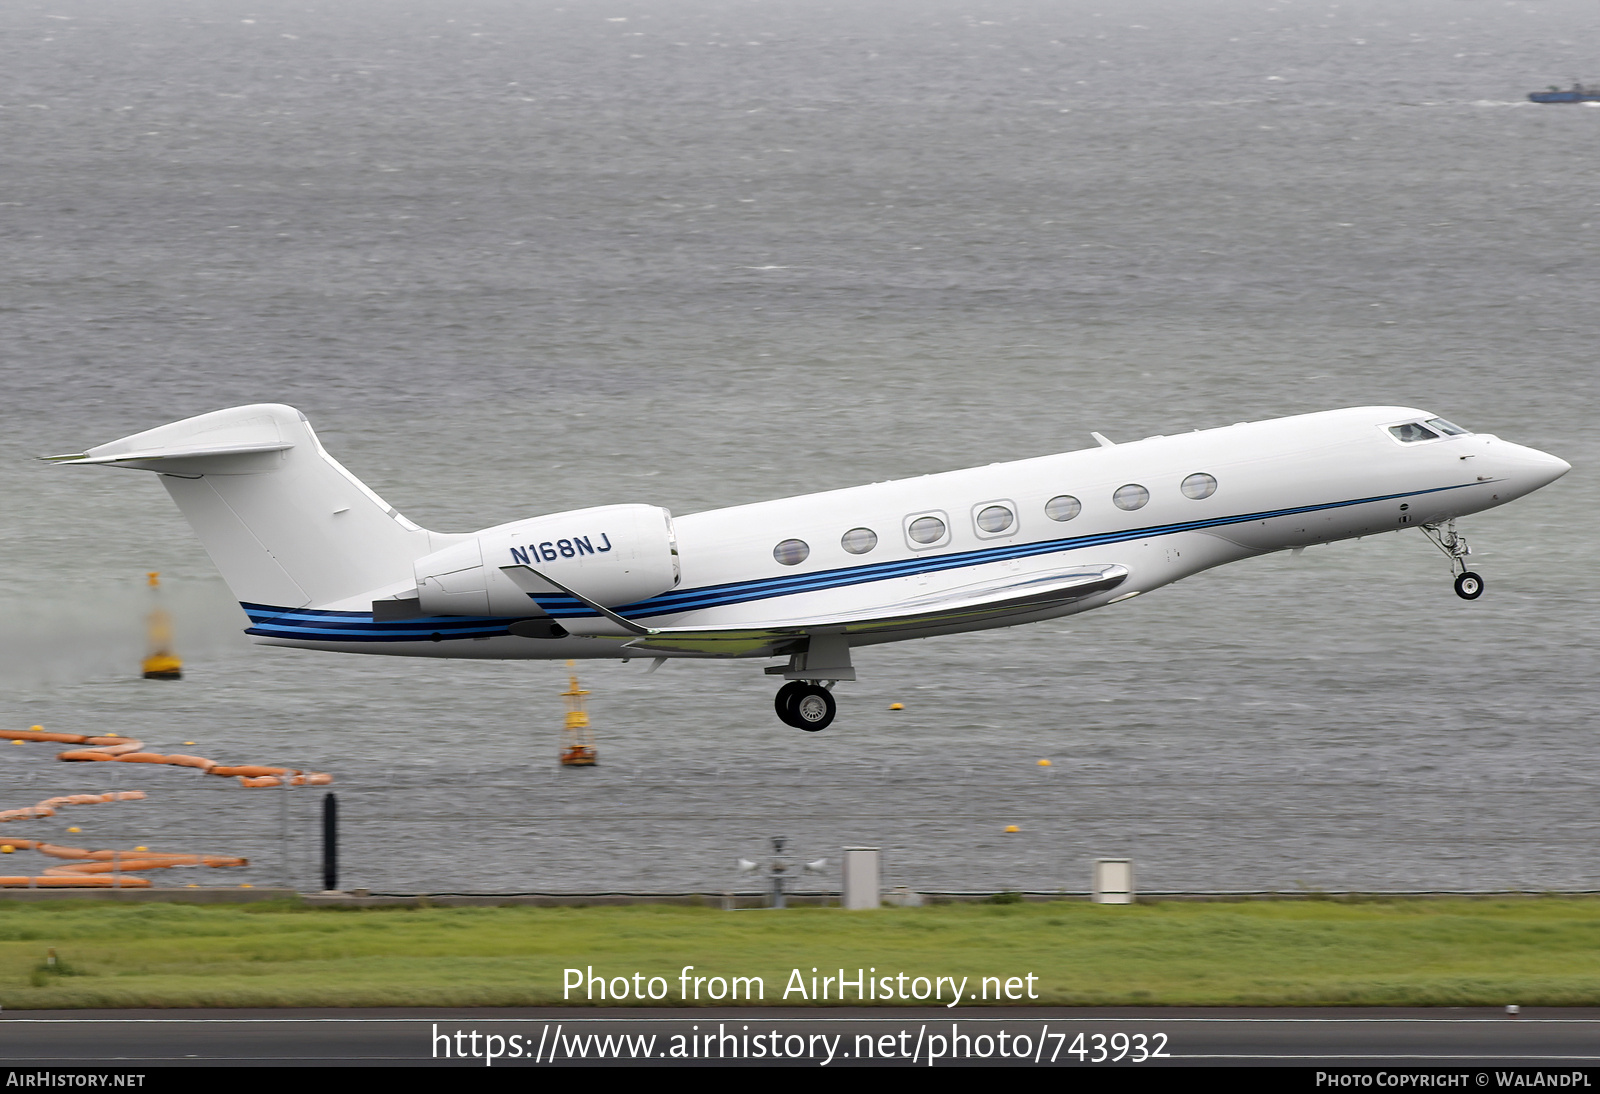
[1454,571,1484,600]
[774,682,809,727]
[790,684,836,732]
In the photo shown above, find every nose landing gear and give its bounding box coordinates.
[774,681,837,731]
[1422,520,1484,600]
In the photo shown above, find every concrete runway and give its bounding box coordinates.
[4,1007,1600,1067]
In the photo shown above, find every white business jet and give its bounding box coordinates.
[45,404,1568,731]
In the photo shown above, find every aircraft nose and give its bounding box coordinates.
[1542,451,1573,482]
[1493,440,1571,495]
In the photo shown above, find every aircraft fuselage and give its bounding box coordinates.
[229,405,1568,660]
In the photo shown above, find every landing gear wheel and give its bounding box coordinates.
[790,684,836,732]
[774,682,809,727]
[1454,571,1484,600]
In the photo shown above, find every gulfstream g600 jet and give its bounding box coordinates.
[46,404,1568,730]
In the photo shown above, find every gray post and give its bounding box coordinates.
[769,836,789,909]
[841,847,881,910]
[280,772,291,889]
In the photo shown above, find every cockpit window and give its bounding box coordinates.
[1389,422,1440,443]
[1425,417,1471,436]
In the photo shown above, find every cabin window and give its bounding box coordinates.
[975,504,1015,535]
[1181,473,1218,500]
[1389,422,1440,443]
[773,539,810,566]
[907,515,947,545]
[1045,495,1082,522]
[841,527,878,555]
[1113,484,1150,511]
[1425,417,1471,436]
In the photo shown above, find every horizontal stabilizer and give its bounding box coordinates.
[41,441,294,473]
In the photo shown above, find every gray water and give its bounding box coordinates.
[1,0,1596,894]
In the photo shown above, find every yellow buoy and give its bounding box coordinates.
[9,740,21,746]
[889,703,904,711]
[1004,825,1020,834]
[30,725,43,732]
[1,846,12,854]
[1037,758,1052,766]
[142,572,183,680]
[134,846,148,852]
[67,827,80,834]
[559,660,597,767]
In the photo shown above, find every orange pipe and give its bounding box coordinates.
[0,876,151,888]
[2,725,328,887]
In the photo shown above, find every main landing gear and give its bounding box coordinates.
[767,635,853,731]
[774,681,837,731]
[1422,520,1484,600]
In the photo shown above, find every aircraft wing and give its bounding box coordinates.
[500,563,1127,654]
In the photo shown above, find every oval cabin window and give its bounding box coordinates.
[1181,473,1217,500]
[975,505,1014,534]
[1113,484,1150,511]
[773,539,810,566]
[1045,495,1081,522]
[907,516,946,544]
[841,527,878,555]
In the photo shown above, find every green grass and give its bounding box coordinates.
[4,896,1600,1009]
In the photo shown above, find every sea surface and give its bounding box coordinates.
[1,0,1596,894]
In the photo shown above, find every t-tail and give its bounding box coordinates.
[42,404,445,613]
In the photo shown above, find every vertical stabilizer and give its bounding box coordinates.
[46,405,435,610]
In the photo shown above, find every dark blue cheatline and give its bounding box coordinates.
[242,605,515,642]
[238,482,1475,642]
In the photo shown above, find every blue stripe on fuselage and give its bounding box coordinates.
[240,604,513,642]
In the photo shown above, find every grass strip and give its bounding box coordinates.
[3,896,1599,1009]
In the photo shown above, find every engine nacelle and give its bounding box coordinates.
[411,504,679,617]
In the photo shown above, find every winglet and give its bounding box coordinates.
[498,564,657,637]
[1090,431,1116,448]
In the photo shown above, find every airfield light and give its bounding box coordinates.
[739,837,829,909]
